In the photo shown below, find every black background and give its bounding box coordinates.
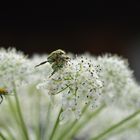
[0,1,140,80]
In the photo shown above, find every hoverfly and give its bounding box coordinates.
[0,88,9,104]
[35,49,70,77]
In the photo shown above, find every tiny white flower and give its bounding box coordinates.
[0,48,29,91]
[27,54,52,84]
[37,56,103,121]
[118,80,140,110]
[97,54,134,106]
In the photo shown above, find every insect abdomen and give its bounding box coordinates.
[0,88,8,95]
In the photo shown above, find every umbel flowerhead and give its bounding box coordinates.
[0,48,29,92]
[37,53,103,121]
[35,49,70,77]
[97,54,134,105]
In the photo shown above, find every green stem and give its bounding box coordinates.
[62,105,105,140]
[49,108,63,140]
[3,127,16,140]
[55,85,70,95]
[90,109,140,140]
[7,97,27,140]
[58,104,89,140]
[111,119,139,138]
[7,97,20,123]
[14,88,29,140]
[0,132,6,140]
[36,93,42,140]
[44,102,51,140]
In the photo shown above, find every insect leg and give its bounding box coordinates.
[35,61,48,67]
[0,95,3,104]
[49,70,56,78]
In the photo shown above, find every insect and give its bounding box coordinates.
[0,88,9,104]
[35,49,70,77]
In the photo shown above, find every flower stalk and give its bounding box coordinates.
[13,86,29,140]
[49,108,63,140]
[64,104,105,140]
[0,132,7,140]
[90,109,140,140]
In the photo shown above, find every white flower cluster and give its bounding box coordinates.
[37,53,140,121]
[28,54,52,84]
[0,48,29,91]
[0,48,139,121]
[96,55,135,106]
[118,80,140,110]
[0,48,140,140]
[37,56,103,120]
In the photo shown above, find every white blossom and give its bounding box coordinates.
[96,54,135,106]
[0,48,29,91]
[0,49,140,140]
[28,54,52,84]
[117,80,140,110]
[37,56,103,120]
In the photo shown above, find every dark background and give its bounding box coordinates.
[0,2,140,80]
